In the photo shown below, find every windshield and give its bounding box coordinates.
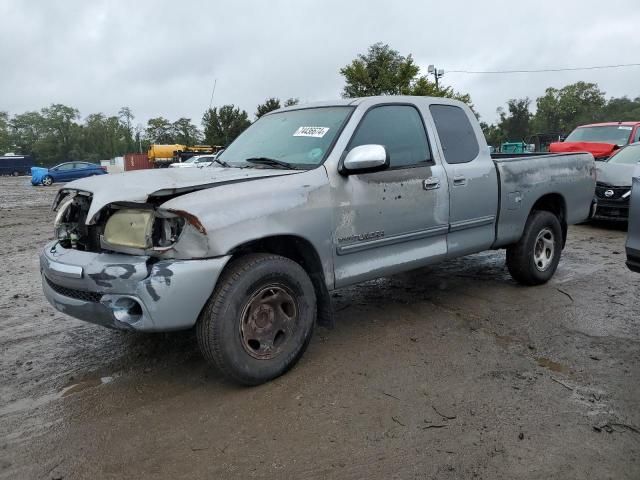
[608,144,640,165]
[565,125,632,146]
[218,107,354,169]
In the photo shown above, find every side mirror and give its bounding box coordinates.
[339,144,389,175]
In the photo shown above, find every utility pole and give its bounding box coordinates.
[208,79,217,111]
[427,65,445,90]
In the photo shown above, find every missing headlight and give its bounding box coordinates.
[54,194,93,250]
[152,215,185,248]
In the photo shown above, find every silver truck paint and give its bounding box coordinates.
[40,96,596,331]
[626,167,640,272]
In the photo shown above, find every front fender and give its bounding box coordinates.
[160,167,334,281]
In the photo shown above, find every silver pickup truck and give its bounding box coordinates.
[40,96,595,384]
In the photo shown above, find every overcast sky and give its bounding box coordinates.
[2,0,639,127]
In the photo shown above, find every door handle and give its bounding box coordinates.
[423,177,440,190]
[453,175,467,186]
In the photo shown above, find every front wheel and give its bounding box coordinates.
[42,175,53,186]
[506,210,563,285]
[197,253,316,385]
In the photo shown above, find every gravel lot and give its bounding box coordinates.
[1,175,639,479]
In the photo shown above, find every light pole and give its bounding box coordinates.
[427,65,444,90]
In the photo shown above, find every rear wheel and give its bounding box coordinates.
[506,210,563,285]
[197,253,316,385]
[42,175,53,186]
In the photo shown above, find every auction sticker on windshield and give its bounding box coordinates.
[293,126,329,138]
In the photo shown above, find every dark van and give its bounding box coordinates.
[0,154,35,176]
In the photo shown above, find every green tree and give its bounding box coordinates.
[172,117,202,145]
[532,81,606,134]
[340,43,420,97]
[480,121,504,148]
[601,96,640,122]
[0,111,10,153]
[202,105,251,146]
[9,111,45,158]
[340,43,475,110]
[497,98,532,142]
[255,98,281,119]
[409,76,475,112]
[145,117,174,144]
[118,106,135,152]
[38,104,81,162]
[284,97,299,107]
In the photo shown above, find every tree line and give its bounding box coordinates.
[2,42,639,166]
[0,97,299,166]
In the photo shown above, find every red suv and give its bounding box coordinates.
[550,121,640,160]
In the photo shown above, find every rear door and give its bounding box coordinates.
[53,163,76,182]
[332,104,449,287]
[74,163,94,179]
[429,104,498,257]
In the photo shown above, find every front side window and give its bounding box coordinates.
[430,104,480,164]
[218,107,353,169]
[348,105,431,168]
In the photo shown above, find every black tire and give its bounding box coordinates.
[42,175,53,186]
[197,253,316,385]
[506,210,563,286]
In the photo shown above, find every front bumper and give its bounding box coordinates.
[592,199,629,221]
[627,248,640,273]
[40,241,230,331]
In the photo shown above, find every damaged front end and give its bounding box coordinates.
[52,189,208,259]
[41,189,230,331]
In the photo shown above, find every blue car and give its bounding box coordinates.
[31,162,107,186]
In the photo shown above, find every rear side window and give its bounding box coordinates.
[430,104,479,164]
[349,105,431,168]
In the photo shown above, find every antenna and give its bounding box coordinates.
[208,79,217,110]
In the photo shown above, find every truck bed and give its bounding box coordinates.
[492,152,596,248]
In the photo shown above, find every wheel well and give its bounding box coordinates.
[531,193,567,246]
[228,235,333,328]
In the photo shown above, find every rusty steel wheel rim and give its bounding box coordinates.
[239,284,298,360]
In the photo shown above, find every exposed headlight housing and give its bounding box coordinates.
[103,209,154,249]
[100,208,187,255]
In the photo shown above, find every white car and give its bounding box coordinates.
[170,155,216,168]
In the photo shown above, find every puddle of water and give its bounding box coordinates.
[0,376,116,416]
[493,334,524,348]
[535,357,568,373]
[61,376,114,397]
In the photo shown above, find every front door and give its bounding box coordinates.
[331,104,450,287]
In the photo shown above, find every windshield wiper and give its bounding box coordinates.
[212,157,231,168]
[244,157,296,170]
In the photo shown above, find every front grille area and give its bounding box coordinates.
[595,184,631,201]
[45,276,102,303]
[594,204,629,219]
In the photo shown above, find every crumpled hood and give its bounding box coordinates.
[56,166,301,222]
[596,162,636,187]
[549,141,618,159]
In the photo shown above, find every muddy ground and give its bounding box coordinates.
[0,175,638,479]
